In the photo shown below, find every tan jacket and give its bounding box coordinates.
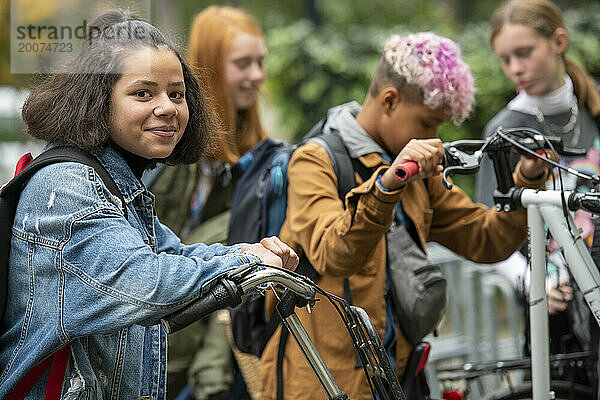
[260,141,547,400]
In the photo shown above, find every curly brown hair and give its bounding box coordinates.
[22,9,220,165]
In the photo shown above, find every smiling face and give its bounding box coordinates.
[107,46,189,159]
[492,23,566,96]
[224,31,267,111]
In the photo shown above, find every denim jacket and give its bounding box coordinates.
[0,144,257,399]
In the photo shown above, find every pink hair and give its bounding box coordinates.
[384,32,476,125]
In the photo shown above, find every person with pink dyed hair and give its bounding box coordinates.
[259,32,548,400]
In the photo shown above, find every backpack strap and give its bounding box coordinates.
[1,146,127,321]
[2,146,125,399]
[2,146,126,217]
[307,131,355,201]
[43,343,71,400]
[275,328,289,400]
[7,343,72,400]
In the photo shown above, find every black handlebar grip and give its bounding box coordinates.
[161,279,242,334]
[577,198,600,214]
[568,192,600,214]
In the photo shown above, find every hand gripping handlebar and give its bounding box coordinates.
[395,161,419,182]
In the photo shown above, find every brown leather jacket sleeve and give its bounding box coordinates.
[426,160,548,263]
[279,142,401,277]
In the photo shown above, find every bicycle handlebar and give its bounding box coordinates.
[390,128,595,191]
[437,351,593,382]
[238,268,317,298]
[161,279,242,334]
[161,263,405,400]
[437,127,597,191]
[161,265,317,334]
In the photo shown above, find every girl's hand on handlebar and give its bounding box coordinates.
[380,138,444,190]
[241,236,299,271]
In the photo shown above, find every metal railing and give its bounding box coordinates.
[424,243,525,399]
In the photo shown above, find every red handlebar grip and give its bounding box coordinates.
[525,149,545,160]
[395,161,419,182]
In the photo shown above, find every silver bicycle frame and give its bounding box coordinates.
[520,189,600,400]
[281,313,346,398]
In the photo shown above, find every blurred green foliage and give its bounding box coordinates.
[265,22,387,136]
[266,3,600,142]
[264,3,600,197]
[0,118,26,141]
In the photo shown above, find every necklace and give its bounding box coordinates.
[533,96,580,145]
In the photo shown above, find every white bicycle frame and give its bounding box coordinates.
[520,188,600,400]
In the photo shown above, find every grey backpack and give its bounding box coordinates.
[386,222,447,345]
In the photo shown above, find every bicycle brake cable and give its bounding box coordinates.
[496,129,599,183]
[495,129,581,237]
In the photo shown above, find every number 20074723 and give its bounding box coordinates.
[17,42,73,53]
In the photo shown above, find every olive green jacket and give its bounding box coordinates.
[150,163,236,400]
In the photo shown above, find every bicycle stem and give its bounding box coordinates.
[276,290,349,400]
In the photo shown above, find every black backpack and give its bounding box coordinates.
[0,146,126,323]
[227,122,358,357]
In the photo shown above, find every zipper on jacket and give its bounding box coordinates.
[413,265,438,275]
[423,276,445,289]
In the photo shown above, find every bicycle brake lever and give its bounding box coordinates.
[225,262,264,281]
[442,146,482,190]
[442,166,458,190]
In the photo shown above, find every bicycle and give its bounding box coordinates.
[398,126,600,400]
[159,263,407,400]
[436,352,594,399]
